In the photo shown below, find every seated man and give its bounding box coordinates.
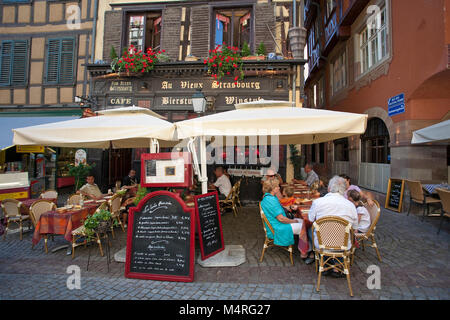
[308,175,358,277]
[122,169,139,197]
[79,175,107,200]
[209,166,232,200]
[292,163,319,188]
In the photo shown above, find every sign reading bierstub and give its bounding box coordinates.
[125,191,195,282]
[194,191,224,260]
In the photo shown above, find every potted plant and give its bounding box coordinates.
[67,162,95,193]
[204,44,244,83]
[111,45,163,76]
[83,208,116,240]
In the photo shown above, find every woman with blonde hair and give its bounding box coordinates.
[260,179,303,248]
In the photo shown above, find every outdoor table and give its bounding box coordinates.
[31,202,100,247]
[423,183,450,194]
[294,205,312,258]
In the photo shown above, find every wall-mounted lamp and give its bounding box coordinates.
[192,88,206,114]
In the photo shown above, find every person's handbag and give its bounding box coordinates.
[283,207,295,219]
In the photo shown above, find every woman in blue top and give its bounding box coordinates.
[260,179,303,246]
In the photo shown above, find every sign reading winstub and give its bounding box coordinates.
[388,93,405,117]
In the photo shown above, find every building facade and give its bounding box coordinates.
[303,0,450,193]
[0,0,98,194]
[86,0,306,201]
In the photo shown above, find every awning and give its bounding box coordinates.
[411,119,450,144]
[1,112,82,150]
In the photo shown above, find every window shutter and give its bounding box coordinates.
[59,38,75,84]
[12,40,28,85]
[190,5,210,58]
[46,39,60,84]
[0,41,12,86]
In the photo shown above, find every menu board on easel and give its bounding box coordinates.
[125,191,195,282]
[194,191,224,260]
[385,178,405,212]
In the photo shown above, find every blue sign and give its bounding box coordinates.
[388,93,405,117]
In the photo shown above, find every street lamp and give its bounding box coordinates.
[192,88,206,114]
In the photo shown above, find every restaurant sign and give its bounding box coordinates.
[108,81,133,93]
[16,145,44,153]
[108,97,133,106]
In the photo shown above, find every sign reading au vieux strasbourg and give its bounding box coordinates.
[388,93,405,117]
[125,191,195,282]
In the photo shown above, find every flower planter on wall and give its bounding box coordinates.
[241,55,266,61]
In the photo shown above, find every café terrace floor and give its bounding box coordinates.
[0,192,449,300]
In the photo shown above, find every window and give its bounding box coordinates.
[45,38,76,85]
[330,49,346,95]
[361,118,390,164]
[213,8,252,50]
[0,40,29,86]
[326,0,335,18]
[126,12,161,53]
[334,138,349,161]
[359,5,388,74]
[312,76,325,108]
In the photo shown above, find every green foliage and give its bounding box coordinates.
[67,162,95,192]
[134,184,149,206]
[241,42,251,57]
[83,208,117,240]
[256,42,267,56]
[289,144,304,180]
[110,46,118,61]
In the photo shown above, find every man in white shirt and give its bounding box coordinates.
[209,166,232,200]
[308,175,358,277]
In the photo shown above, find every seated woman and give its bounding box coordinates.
[347,189,371,233]
[260,179,303,248]
[280,186,296,207]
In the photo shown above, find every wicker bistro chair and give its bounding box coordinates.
[219,182,239,217]
[435,188,450,234]
[235,179,243,208]
[29,199,57,253]
[259,203,294,265]
[71,201,109,259]
[312,216,354,297]
[108,193,125,237]
[67,194,83,206]
[405,180,441,221]
[351,200,382,265]
[1,199,31,241]
[40,190,58,200]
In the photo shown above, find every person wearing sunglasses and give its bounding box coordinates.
[261,167,283,199]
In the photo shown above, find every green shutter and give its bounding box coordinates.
[46,39,60,84]
[45,37,75,84]
[12,40,28,85]
[0,41,13,86]
[59,38,75,84]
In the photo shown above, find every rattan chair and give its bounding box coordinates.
[1,199,31,240]
[219,182,239,217]
[435,188,450,234]
[71,201,109,259]
[312,216,354,297]
[39,190,58,199]
[351,200,382,265]
[29,199,56,253]
[235,179,243,208]
[67,194,83,206]
[259,203,294,265]
[108,193,125,237]
[405,180,441,221]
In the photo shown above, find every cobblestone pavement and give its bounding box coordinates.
[0,194,449,300]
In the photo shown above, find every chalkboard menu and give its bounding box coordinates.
[194,191,225,260]
[385,179,405,212]
[125,191,195,282]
